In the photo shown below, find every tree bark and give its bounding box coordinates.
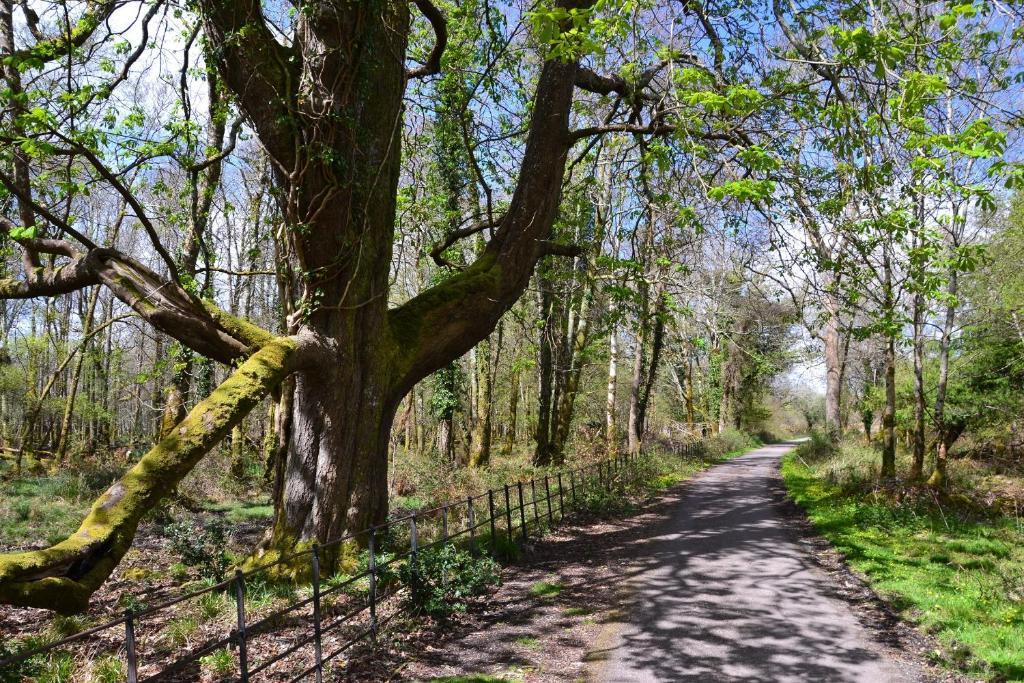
[928,267,959,488]
[628,326,647,455]
[468,330,496,468]
[881,333,897,479]
[534,272,556,466]
[881,248,897,479]
[504,366,520,457]
[910,290,926,479]
[56,285,100,462]
[822,298,844,438]
[606,320,619,457]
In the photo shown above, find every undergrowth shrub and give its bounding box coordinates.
[704,428,760,458]
[574,481,634,517]
[0,639,46,683]
[165,518,230,580]
[796,430,837,463]
[796,436,879,487]
[400,545,500,618]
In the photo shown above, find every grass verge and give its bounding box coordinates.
[782,445,1024,680]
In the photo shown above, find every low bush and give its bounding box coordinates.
[704,428,761,459]
[164,517,231,581]
[400,545,500,618]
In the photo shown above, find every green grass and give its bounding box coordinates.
[165,616,200,648]
[529,580,563,598]
[514,636,540,648]
[782,452,1024,680]
[564,606,593,616]
[0,474,91,547]
[199,648,235,677]
[91,654,126,683]
[205,500,273,523]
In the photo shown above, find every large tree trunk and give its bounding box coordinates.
[1,0,590,607]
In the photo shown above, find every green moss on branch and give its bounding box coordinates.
[0,337,299,613]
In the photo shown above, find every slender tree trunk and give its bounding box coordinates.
[415,388,425,455]
[534,274,555,466]
[882,333,897,479]
[504,367,520,456]
[928,267,959,487]
[468,335,493,468]
[606,320,619,457]
[718,344,735,434]
[910,290,926,479]
[634,298,666,452]
[56,285,101,462]
[628,326,646,456]
[881,247,897,479]
[686,355,696,429]
[822,298,844,438]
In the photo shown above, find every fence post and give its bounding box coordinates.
[544,475,553,524]
[368,527,378,644]
[557,473,564,520]
[517,481,527,542]
[488,489,497,555]
[442,504,449,541]
[467,497,476,555]
[311,544,324,683]
[530,479,540,527]
[234,569,249,683]
[124,610,138,683]
[570,470,576,507]
[504,484,513,546]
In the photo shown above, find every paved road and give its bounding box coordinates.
[591,443,922,683]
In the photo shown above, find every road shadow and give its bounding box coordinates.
[399,445,924,682]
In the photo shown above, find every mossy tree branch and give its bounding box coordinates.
[389,52,581,393]
[0,336,309,612]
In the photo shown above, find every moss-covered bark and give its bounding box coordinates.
[0,337,300,613]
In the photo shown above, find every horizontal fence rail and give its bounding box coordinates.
[1,441,707,680]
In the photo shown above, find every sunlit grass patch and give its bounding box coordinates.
[0,474,90,548]
[564,605,593,616]
[529,580,563,598]
[783,452,1024,681]
[204,500,273,523]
